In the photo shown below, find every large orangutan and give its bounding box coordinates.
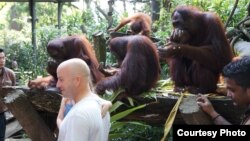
[108,36,129,67]
[29,35,104,88]
[158,6,234,94]
[109,13,152,37]
[95,35,160,96]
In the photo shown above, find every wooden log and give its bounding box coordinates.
[124,95,186,125]
[92,31,107,66]
[1,86,62,113]
[5,119,22,138]
[25,87,61,113]
[179,96,213,124]
[3,88,55,141]
[0,87,246,125]
[124,94,245,125]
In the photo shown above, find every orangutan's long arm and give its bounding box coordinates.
[158,43,220,71]
[114,18,132,32]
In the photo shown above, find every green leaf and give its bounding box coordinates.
[111,104,146,122]
[110,121,150,132]
[161,94,184,141]
[109,101,124,113]
[109,122,127,132]
[124,121,150,127]
[127,97,134,106]
[103,88,125,102]
[141,91,157,100]
[109,133,129,140]
[109,132,149,140]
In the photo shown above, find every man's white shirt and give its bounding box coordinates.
[58,96,110,141]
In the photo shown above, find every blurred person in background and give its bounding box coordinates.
[0,48,16,141]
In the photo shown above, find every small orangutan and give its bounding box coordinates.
[158,6,234,94]
[95,35,160,96]
[28,35,104,88]
[109,13,152,37]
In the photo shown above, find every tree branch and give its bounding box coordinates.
[224,0,239,29]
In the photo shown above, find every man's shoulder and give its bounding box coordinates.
[79,97,100,107]
[4,67,15,75]
[74,98,101,115]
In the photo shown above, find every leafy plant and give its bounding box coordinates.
[102,89,163,141]
[182,0,249,27]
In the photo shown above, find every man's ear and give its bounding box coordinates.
[74,76,81,86]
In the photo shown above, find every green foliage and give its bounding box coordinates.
[0,1,249,140]
[1,28,49,84]
[0,3,110,83]
[110,124,164,141]
[37,26,62,48]
[63,8,83,35]
[36,3,58,27]
[102,89,163,141]
[111,104,146,122]
[179,0,249,27]
[153,8,172,45]
[0,22,64,84]
[0,2,6,10]
[160,63,169,79]
[106,52,117,66]
[153,0,249,45]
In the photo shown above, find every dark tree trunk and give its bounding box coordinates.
[85,0,91,9]
[92,31,107,66]
[163,0,171,12]
[123,0,126,13]
[151,0,160,22]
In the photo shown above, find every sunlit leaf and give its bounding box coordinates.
[111,104,146,122]
[109,122,127,132]
[103,88,124,102]
[127,97,134,106]
[109,101,124,113]
[161,94,184,141]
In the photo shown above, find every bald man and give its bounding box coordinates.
[56,58,110,141]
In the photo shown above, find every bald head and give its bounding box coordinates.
[57,58,91,81]
[56,58,92,100]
